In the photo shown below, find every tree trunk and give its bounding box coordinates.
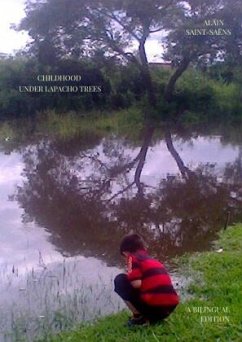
[164,57,190,102]
[139,42,157,109]
[165,130,195,180]
[134,125,155,196]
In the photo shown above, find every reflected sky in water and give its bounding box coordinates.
[0,131,241,269]
[137,136,239,185]
[0,151,62,270]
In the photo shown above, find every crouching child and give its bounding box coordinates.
[114,234,179,326]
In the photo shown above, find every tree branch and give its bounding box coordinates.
[101,29,141,66]
[95,8,140,42]
[106,182,135,203]
[149,27,163,33]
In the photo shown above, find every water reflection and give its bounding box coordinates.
[13,126,242,266]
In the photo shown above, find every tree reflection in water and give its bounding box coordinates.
[14,126,242,266]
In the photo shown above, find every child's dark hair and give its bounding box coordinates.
[120,234,146,255]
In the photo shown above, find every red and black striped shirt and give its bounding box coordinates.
[126,249,179,306]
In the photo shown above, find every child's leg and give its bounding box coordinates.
[144,305,178,323]
[114,273,141,315]
[124,301,140,316]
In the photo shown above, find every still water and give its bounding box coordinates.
[0,124,241,340]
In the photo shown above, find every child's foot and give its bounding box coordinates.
[127,314,150,327]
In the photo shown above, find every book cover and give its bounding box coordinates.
[0,0,241,341]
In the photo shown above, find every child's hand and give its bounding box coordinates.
[131,280,142,288]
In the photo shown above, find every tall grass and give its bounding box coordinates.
[0,257,123,342]
[0,107,144,148]
[35,107,144,138]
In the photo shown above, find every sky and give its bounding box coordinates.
[0,0,163,60]
[0,0,28,54]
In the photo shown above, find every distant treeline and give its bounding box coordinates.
[0,58,145,117]
[0,56,241,122]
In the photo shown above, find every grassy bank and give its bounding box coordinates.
[40,224,242,342]
[1,106,242,151]
[0,107,145,148]
[0,107,143,138]
[34,107,145,139]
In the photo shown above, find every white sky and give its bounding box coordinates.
[0,0,28,54]
[0,0,163,60]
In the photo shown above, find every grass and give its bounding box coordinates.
[36,107,144,140]
[0,258,122,342]
[0,107,145,149]
[41,223,242,342]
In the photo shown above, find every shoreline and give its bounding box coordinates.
[40,223,242,342]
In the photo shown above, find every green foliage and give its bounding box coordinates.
[152,67,242,123]
[18,0,175,62]
[9,0,242,123]
[0,56,148,119]
[36,107,144,140]
[171,69,242,122]
[0,56,241,125]
[108,64,145,109]
[165,1,242,66]
[38,224,242,342]
[0,107,144,147]
[0,57,112,118]
[211,81,242,118]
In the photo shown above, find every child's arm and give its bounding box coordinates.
[127,255,142,288]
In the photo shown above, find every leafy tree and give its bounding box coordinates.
[164,0,242,100]
[17,0,178,110]
[17,0,242,115]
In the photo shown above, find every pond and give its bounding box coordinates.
[0,122,241,341]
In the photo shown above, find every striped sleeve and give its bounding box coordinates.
[127,255,142,281]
